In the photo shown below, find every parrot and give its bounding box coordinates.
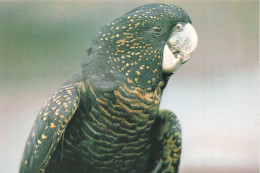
[19,3,198,173]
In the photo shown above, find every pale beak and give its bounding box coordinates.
[162,23,198,73]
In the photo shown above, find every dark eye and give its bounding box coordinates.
[175,23,183,32]
[152,26,162,35]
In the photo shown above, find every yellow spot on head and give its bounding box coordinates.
[135,23,140,27]
[37,140,42,144]
[50,123,57,129]
[127,78,133,83]
[42,134,47,140]
[116,34,119,38]
[117,50,124,53]
[134,78,138,82]
[55,110,59,116]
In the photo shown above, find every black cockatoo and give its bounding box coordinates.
[19,3,198,173]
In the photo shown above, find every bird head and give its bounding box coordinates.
[85,3,198,90]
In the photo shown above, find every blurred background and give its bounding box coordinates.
[0,0,258,173]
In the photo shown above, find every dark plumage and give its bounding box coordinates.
[19,3,197,173]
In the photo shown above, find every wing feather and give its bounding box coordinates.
[19,84,81,173]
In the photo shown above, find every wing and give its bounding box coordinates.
[19,83,81,173]
[150,110,181,173]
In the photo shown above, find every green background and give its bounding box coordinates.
[0,1,258,172]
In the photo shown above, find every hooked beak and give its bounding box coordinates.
[162,23,198,73]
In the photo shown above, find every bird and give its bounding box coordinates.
[19,3,198,173]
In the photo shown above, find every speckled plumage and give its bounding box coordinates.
[20,3,195,173]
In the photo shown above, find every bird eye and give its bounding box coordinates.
[175,23,183,32]
[152,26,162,35]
